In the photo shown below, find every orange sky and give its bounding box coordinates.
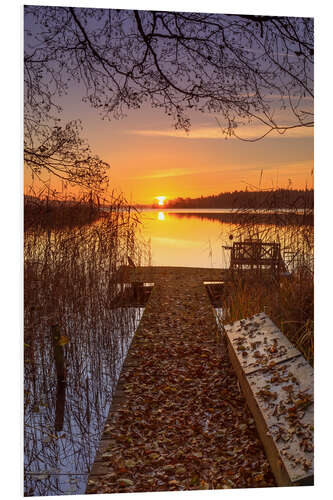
[25,79,314,205]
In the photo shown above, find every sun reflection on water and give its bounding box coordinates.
[157,211,165,221]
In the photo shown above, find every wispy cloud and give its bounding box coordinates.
[129,124,313,141]
[131,167,220,180]
[129,159,313,184]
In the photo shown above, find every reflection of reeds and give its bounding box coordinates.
[24,192,150,496]
[24,190,103,230]
[221,190,314,365]
[171,210,313,227]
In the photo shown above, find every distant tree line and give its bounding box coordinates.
[165,189,314,210]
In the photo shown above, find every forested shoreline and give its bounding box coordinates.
[165,189,314,210]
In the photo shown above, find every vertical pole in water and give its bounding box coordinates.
[85,377,90,427]
[132,282,144,303]
[51,323,66,432]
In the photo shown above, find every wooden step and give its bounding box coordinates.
[224,312,313,486]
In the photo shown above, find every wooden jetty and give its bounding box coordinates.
[86,266,275,493]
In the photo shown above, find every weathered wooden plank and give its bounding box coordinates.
[224,312,301,375]
[225,313,313,487]
[246,358,313,485]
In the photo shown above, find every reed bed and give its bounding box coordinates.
[222,272,313,365]
[221,189,314,365]
[24,191,150,496]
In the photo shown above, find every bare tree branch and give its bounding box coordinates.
[24,6,314,167]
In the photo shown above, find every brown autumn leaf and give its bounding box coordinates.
[86,280,277,495]
[190,475,200,486]
[58,335,69,346]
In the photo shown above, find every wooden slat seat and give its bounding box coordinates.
[229,240,288,274]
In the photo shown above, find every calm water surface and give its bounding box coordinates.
[139,209,237,268]
[138,209,312,269]
[24,307,143,496]
[24,209,312,495]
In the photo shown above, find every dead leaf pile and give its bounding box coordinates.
[86,270,275,494]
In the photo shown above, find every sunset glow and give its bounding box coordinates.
[156,196,166,206]
[23,6,314,206]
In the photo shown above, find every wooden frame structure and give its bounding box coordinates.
[226,240,287,275]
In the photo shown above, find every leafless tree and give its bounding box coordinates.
[24,7,314,186]
[24,118,110,191]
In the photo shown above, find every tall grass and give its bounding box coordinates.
[221,188,314,365]
[222,272,313,365]
[24,190,150,495]
[24,190,150,322]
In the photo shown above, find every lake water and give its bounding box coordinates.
[24,208,313,496]
[138,209,231,268]
[137,209,313,270]
[24,306,143,496]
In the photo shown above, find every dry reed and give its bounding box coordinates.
[24,190,150,496]
[221,188,314,365]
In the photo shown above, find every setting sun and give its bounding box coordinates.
[156,196,166,206]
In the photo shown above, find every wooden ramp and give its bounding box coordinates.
[86,266,275,493]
